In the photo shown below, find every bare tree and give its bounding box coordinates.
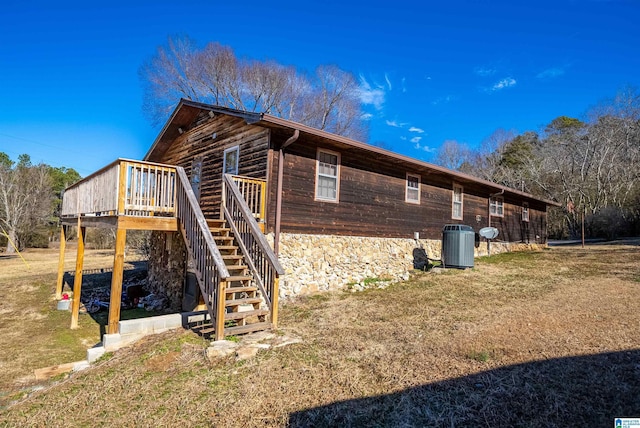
[140,36,367,139]
[0,154,53,253]
[435,140,471,170]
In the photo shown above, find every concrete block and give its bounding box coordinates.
[73,361,91,372]
[87,346,106,363]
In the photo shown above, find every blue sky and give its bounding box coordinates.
[1,0,639,176]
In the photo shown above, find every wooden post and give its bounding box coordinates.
[215,280,227,341]
[271,276,279,329]
[70,221,86,329]
[117,161,127,215]
[107,228,127,335]
[581,206,585,248]
[55,225,66,300]
[220,177,226,220]
[259,179,267,233]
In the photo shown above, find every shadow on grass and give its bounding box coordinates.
[289,350,640,427]
[60,261,166,336]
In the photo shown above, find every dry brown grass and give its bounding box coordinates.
[1,245,639,427]
[0,247,143,406]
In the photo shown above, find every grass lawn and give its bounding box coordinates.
[0,244,639,426]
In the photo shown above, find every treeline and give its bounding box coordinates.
[0,153,81,253]
[436,86,640,239]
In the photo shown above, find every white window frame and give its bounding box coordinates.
[522,202,529,222]
[315,148,340,203]
[452,183,464,220]
[490,196,504,217]
[405,173,420,204]
[222,145,239,176]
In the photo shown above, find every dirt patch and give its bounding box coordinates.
[0,245,639,426]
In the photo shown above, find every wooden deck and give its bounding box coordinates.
[57,159,275,340]
[60,159,179,231]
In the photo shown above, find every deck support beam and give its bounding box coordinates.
[271,276,279,329]
[55,226,66,300]
[215,280,227,341]
[107,228,127,335]
[70,222,86,329]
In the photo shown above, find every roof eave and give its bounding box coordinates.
[258,114,561,207]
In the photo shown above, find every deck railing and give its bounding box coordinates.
[223,174,284,326]
[61,159,177,217]
[229,175,267,227]
[176,167,230,340]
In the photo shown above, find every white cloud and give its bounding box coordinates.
[358,75,385,110]
[537,67,565,79]
[474,66,496,77]
[385,73,392,91]
[401,77,407,93]
[489,77,517,92]
[361,113,373,120]
[431,95,456,105]
[413,141,436,153]
[410,136,422,143]
[386,120,402,128]
[409,127,425,133]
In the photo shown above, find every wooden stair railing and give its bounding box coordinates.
[175,167,230,340]
[222,174,285,328]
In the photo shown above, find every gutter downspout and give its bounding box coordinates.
[274,129,299,255]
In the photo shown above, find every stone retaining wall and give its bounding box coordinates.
[276,233,522,298]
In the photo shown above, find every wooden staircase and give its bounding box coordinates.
[192,218,272,337]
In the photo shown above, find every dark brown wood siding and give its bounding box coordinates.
[266,136,548,242]
[490,197,548,244]
[159,113,270,218]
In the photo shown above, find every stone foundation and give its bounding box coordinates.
[147,231,187,311]
[276,233,526,298]
[147,230,544,304]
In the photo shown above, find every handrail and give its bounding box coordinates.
[223,174,283,322]
[175,167,230,339]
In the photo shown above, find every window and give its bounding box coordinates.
[406,173,420,204]
[315,149,340,202]
[452,183,464,220]
[223,146,239,176]
[522,202,529,222]
[490,196,504,217]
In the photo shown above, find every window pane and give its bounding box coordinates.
[224,148,239,175]
[407,187,419,201]
[317,176,336,199]
[453,202,462,218]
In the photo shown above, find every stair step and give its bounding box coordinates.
[207,219,226,227]
[224,286,258,294]
[227,275,252,282]
[225,265,248,271]
[217,246,239,253]
[224,322,272,336]
[214,236,234,242]
[209,227,231,235]
[222,255,243,261]
[224,309,269,321]
[225,297,262,307]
